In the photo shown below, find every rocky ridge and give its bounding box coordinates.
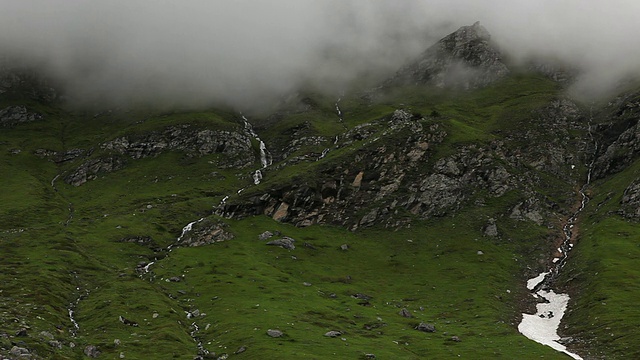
[387,22,509,89]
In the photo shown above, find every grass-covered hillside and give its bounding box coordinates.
[1,62,639,360]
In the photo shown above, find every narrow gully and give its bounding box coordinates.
[518,111,598,359]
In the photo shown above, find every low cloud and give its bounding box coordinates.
[1,1,638,110]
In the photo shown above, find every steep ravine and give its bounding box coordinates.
[518,112,598,359]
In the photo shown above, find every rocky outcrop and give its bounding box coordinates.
[65,124,255,186]
[387,22,509,89]
[64,156,126,186]
[102,125,253,166]
[177,219,234,247]
[620,179,640,220]
[34,148,86,163]
[593,92,640,179]
[0,105,43,127]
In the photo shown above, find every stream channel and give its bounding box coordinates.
[518,119,598,360]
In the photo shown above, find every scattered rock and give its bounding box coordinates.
[168,276,182,282]
[483,218,498,237]
[15,328,28,337]
[84,345,100,358]
[363,354,377,359]
[234,346,247,354]
[324,331,342,338]
[258,231,274,240]
[49,340,62,349]
[10,346,30,357]
[415,322,436,333]
[119,315,139,327]
[266,237,296,250]
[399,308,413,318]
[352,293,372,301]
[450,335,461,342]
[340,244,349,251]
[266,329,283,338]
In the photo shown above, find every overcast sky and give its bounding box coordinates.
[1,1,639,110]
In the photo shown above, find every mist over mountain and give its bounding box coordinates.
[1,1,639,110]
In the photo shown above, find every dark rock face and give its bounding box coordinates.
[620,180,640,220]
[593,91,640,179]
[0,105,43,127]
[64,156,125,186]
[388,22,509,89]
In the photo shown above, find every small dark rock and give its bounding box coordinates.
[352,293,372,301]
[234,346,247,354]
[84,345,100,358]
[168,276,182,282]
[363,354,377,359]
[266,237,295,250]
[15,328,28,337]
[399,308,413,318]
[10,346,30,356]
[450,336,461,342]
[258,231,274,240]
[119,315,138,327]
[415,322,436,333]
[266,329,283,338]
[324,331,342,338]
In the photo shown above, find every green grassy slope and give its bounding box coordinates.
[2,72,636,359]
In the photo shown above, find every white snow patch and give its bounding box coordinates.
[527,272,549,290]
[518,289,583,360]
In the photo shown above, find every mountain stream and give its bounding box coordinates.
[518,117,598,359]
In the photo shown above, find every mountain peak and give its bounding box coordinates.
[386,22,508,89]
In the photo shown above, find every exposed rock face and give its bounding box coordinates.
[65,124,255,186]
[593,91,640,179]
[64,156,126,186]
[620,179,640,220]
[177,219,234,247]
[102,125,253,165]
[388,22,509,89]
[0,105,43,127]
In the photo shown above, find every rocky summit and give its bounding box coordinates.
[1,23,639,360]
